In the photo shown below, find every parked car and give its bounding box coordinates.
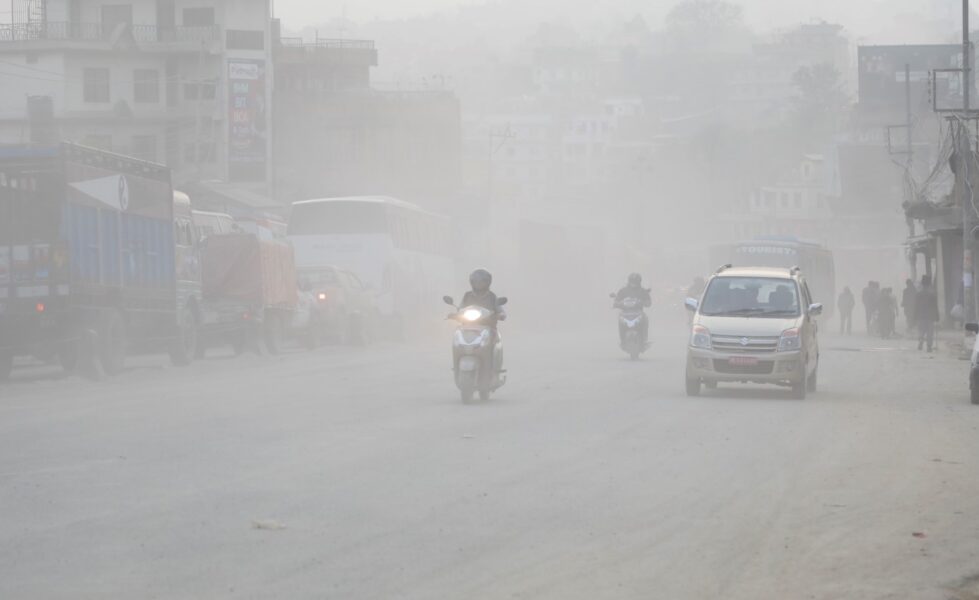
[684,265,822,399]
[298,266,378,344]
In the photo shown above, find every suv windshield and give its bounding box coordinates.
[700,276,800,317]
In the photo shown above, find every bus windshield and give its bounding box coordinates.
[288,201,387,235]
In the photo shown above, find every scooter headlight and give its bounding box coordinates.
[462,308,483,322]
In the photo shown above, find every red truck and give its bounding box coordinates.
[195,233,311,356]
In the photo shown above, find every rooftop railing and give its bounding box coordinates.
[0,22,219,45]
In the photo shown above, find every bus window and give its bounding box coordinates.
[289,201,386,235]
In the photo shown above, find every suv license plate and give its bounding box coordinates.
[729,356,759,366]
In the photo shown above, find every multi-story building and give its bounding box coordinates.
[0,0,273,191]
[271,30,461,215]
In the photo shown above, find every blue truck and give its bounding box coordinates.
[0,143,202,379]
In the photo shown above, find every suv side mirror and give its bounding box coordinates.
[496,297,508,306]
[966,322,979,334]
[808,303,823,316]
[684,297,698,312]
[442,295,455,306]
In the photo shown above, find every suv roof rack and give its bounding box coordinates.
[789,265,802,274]
[715,263,733,274]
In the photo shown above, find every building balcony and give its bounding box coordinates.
[274,37,378,67]
[0,22,220,52]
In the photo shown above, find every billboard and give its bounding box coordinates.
[857,44,971,112]
[228,59,267,180]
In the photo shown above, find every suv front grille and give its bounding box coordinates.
[713,360,775,375]
[711,335,779,353]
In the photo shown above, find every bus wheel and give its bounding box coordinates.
[100,311,128,376]
[0,350,12,381]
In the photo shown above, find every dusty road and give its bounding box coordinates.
[2,321,978,599]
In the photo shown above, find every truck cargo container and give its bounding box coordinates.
[0,143,200,379]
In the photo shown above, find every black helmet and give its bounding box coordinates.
[628,273,642,286]
[470,268,492,292]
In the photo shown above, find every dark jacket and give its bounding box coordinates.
[462,290,499,313]
[913,287,939,323]
[615,285,652,307]
[838,290,855,314]
[901,285,917,314]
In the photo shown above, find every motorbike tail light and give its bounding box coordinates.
[35,302,45,313]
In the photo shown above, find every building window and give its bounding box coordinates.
[133,69,159,103]
[131,135,157,161]
[182,7,215,26]
[779,192,789,208]
[794,191,803,207]
[83,68,110,103]
[764,190,776,207]
[81,134,112,151]
[184,142,216,164]
[226,30,264,50]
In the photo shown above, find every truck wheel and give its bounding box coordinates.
[100,311,128,376]
[0,350,12,381]
[685,376,701,397]
[169,309,199,367]
[347,314,366,346]
[231,330,249,356]
[972,371,979,405]
[263,314,282,355]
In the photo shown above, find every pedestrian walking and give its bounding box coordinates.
[901,278,917,333]
[914,275,940,352]
[878,287,897,338]
[838,286,855,334]
[861,281,880,334]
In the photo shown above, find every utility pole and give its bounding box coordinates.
[962,0,975,325]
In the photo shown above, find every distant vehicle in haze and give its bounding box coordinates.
[288,196,453,335]
[191,208,236,241]
[684,265,822,399]
[298,265,378,345]
[709,237,835,316]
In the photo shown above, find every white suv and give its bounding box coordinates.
[684,266,822,399]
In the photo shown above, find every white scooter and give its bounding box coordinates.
[443,295,507,403]
[610,293,650,360]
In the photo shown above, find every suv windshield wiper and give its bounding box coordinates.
[759,309,799,316]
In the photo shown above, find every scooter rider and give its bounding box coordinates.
[462,269,506,322]
[614,273,651,341]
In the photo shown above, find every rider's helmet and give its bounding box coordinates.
[470,269,492,292]
[628,273,642,287]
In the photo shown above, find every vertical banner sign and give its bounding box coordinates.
[228,59,267,168]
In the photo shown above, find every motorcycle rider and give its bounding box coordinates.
[459,268,505,372]
[461,269,506,319]
[614,273,652,342]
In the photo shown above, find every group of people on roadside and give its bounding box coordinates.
[836,275,939,351]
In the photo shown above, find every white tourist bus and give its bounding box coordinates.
[288,196,454,326]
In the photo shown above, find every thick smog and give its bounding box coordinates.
[1,1,979,598]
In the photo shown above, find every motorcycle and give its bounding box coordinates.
[443,295,507,403]
[609,293,649,360]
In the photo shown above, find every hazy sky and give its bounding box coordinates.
[273,0,959,43]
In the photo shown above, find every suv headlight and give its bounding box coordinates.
[690,325,712,349]
[777,328,801,352]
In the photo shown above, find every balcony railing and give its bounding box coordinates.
[0,22,219,45]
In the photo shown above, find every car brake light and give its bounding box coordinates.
[35,302,45,313]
